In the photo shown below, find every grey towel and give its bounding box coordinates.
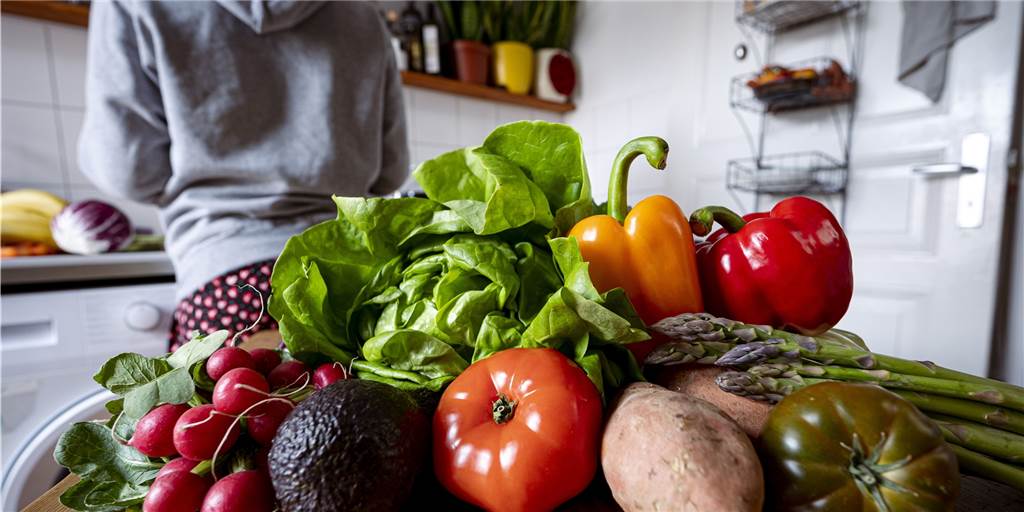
[899,0,996,102]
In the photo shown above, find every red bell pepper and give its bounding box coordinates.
[689,196,853,335]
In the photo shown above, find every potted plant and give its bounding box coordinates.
[534,1,578,103]
[437,1,489,85]
[486,2,552,95]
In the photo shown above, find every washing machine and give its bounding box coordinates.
[1,253,176,510]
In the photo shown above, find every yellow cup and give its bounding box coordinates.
[492,41,534,95]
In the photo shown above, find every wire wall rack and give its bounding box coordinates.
[727,0,865,220]
[736,0,859,34]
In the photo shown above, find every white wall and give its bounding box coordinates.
[0,14,562,232]
[564,1,706,206]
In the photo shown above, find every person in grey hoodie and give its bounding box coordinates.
[79,0,409,349]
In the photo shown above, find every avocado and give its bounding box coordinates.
[268,379,430,512]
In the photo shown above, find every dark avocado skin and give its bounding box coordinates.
[268,379,430,512]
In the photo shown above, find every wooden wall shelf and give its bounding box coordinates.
[1,1,89,27]
[400,72,574,113]
[1,3,574,114]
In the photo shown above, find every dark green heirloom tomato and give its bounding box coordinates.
[759,382,959,512]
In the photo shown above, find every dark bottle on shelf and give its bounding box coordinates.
[422,3,442,75]
[384,8,407,71]
[399,2,424,73]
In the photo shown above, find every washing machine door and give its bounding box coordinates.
[2,388,113,510]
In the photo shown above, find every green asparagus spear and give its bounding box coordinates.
[651,313,1021,402]
[714,370,809,403]
[931,414,1024,464]
[891,391,1024,436]
[716,341,1024,412]
[644,340,736,365]
[949,444,1024,490]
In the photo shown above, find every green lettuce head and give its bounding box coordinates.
[269,121,645,397]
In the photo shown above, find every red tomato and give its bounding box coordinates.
[433,348,602,512]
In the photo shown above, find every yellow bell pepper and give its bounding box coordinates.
[568,137,704,360]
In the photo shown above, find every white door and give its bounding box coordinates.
[683,1,1022,376]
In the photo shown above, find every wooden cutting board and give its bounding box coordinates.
[23,474,1024,511]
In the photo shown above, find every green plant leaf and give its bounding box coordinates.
[92,354,170,395]
[60,478,148,512]
[483,121,595,234]
[438,1,458,39]
[362,329,469,381]
[414,148,555,234]
[472,314,525,361]
[442,235,520,306]
[434,284,502,345]
[122,367,194,418]
[514,241,562,323]
[165,330,229,369]
[55,422,160,486]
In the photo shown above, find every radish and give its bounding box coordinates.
[312,362,348,390]
[205,347,256,381]
[155,457,202,481]
[129,404,189,457]
[249,348,282,375]
[268,361,310,391]
[246,399,294,446]
[173,404,241,461]
[143,470,210,512]
[213,368,270,415]
[200,470,275,512]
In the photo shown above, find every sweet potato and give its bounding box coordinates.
[648,364,771,437]
[601,383,763,512]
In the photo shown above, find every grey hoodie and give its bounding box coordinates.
[79,0,409,299]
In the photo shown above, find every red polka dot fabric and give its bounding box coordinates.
[169,260,278,351]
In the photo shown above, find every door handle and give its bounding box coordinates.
[910,134,989,228]
[912,163,978,176]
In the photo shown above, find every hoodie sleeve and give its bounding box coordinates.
[78,0,172,205]
[369,29,411,196]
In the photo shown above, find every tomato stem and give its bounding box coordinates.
[492,394,516,424]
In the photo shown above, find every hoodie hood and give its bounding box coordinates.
[216,0,326,34]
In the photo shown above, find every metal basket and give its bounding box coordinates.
[726,151,847,194]
[735,0,859,33]
[730,56,855,114]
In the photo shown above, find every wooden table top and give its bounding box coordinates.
[24,474,1024,512]
[23,334,1024,511]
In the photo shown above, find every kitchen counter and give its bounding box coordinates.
[0,251,174,287]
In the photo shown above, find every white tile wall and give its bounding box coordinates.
[57,109,88,185]
[409,89,459,145]
[455,97,496,147]
[1,102,64,184]
[1,15,54,105]
[48,23,89,108]
[1,14,565,217]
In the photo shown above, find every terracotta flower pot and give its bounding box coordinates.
[492,41,534,95]
[452,40,490,86]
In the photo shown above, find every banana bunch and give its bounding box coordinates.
[0,189,69,249]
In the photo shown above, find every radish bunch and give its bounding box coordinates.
[132,345,349,512]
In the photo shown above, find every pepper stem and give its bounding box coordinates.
[492,394,516,424]
[608,137,670,223]
[689,206,747,237]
